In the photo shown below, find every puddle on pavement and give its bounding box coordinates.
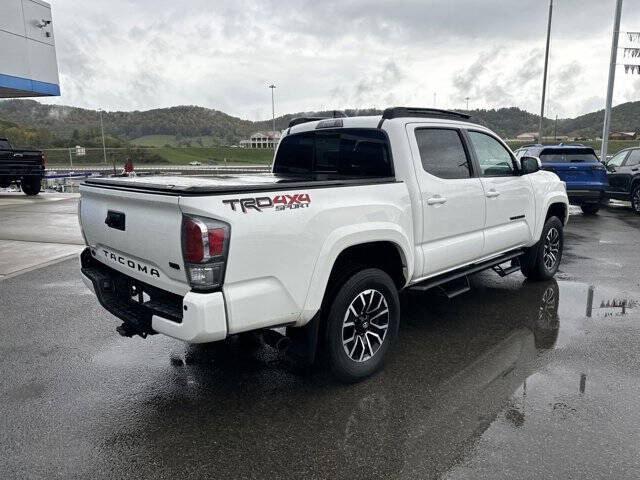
[81,275,640,479]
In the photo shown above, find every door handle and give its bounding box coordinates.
[486,189,501,198]
[632,168,639,172]
[426,195,447,205]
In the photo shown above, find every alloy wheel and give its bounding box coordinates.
[543,227,560,270]
[342,289,389,362]
[633,188,640,213]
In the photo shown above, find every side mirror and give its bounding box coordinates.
[521,156,542,175]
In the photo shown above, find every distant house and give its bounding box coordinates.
[516,132,537,141]
[239,131,282,149]
[609,131,636,140]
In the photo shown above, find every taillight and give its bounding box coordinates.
[183,218,205,263]
[181,215,230,291]
[40,152,46,167]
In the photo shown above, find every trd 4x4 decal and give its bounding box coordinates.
[223,193,311,213]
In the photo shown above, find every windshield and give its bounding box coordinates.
[540,148,599,164]
[0,139,11,150]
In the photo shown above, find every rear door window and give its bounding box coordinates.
[539,148,599,164]
[624,149,640,166]
[414,128,473,179]
[273,129,392,177]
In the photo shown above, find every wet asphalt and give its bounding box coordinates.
[1,203,640,479]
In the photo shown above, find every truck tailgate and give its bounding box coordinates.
[79,184,189,295]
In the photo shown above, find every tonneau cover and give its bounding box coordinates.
[83,173,396,195]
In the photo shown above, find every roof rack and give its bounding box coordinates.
[379,107,471,125]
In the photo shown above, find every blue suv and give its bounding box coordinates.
[514,144,608,215]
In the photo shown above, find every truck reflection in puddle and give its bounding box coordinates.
[125,277,564,479]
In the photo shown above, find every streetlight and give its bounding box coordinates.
[268,84,276,149]
[601,0,624,162]
[538,0,553,144]
[98,108,107,164]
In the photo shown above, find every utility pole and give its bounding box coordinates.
[99,109,107,164]
[601,0,624,162]
[433,92,437,107]
[539,0,553,144]
[465,97,470,110]
[269,84,276,149]
[554,114,558,142]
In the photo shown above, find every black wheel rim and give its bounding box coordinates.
[543,227,560,270]
[342,289,389,362]
[633,188,640,212]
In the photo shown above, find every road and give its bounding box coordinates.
[1,196,639,479]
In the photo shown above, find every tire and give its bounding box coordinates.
[520,216,564,281]
[580,203,600,215]
[325,268,400,383]
[632,184,640,215]
[21,176,41,196]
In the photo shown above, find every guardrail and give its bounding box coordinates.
[45,165,271,175]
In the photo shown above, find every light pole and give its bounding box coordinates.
[99,109,107,164]
[465,96,470,110]
[601,0,624,162]
[539,0,553,144]
[269,84,276,149]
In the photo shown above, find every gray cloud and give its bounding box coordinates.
[37,0,640,119]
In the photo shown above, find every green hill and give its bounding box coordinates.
[2,98,640,149]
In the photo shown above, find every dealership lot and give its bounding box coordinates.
[1,196,640,479]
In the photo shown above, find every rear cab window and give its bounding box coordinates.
[273,128,393,178]
[539,148,600,164]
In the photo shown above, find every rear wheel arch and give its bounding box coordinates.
[325,241,407,295]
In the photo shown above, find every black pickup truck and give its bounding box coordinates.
[0,138,45,196]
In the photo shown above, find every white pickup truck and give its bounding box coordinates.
[78,107,568,382]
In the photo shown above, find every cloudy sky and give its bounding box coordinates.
[45,0,640,120]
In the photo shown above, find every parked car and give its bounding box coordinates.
[513,144,607,215]
[0,137,45,195]
[603,147,640,214]
[78,107,569,382]
[189,161,202,166]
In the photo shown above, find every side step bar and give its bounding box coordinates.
[409,250,524,293]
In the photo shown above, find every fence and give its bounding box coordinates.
[43,146,274,167]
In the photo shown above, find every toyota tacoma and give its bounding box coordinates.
[78,107,569,382]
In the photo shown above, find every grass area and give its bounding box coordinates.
[131,135,221,147]
[45,145,273,166]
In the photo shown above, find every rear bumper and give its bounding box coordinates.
[567,189,607,205]
[80,248,227,343]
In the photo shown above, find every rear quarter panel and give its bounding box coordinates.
[179,182,413,333]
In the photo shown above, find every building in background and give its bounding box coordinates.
[240,131,282,148]
[609,131,637,140]
[0,0,59,98]
[516,132,538,142]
